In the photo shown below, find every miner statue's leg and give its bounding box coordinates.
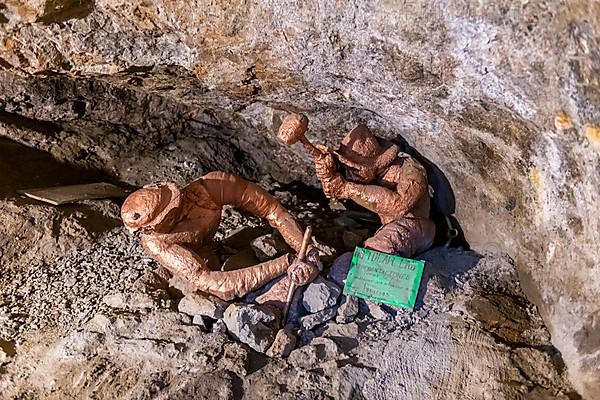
[363,217,435,258]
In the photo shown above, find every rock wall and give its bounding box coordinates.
[0,1,598,397]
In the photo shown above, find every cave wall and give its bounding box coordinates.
[0,1,598,397]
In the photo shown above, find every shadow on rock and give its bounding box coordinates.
[414,247,482,309]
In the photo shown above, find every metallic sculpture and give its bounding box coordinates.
[121,172,318,303]
[279,113,435,258]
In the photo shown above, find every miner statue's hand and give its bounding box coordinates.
[288,248,320,286]
[314,144,337,180]
[313,144,347,199]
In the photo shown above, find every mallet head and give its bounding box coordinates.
[278,113,308,145]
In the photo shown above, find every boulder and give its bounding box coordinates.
[336,295,359,324]
[302,278,342,314]
[102,291,170,311]
[266,327,297,358]
[178,292,228,319]
[288,337,340,370]
[223,304,279,353]
[250,234,290,262]
[300,307,338,331]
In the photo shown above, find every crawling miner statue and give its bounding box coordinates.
[279,113,435,258]
[121,172,319,305]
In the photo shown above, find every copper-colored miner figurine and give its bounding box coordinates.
[279,113,435,258]
[121,172,319,304]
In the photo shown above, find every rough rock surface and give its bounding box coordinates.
[266,327,297,358]
[302,277,342,313]
[223,303,280,353]
[0,201,581,400]
[0,0,598,397]
[178,292,228,320]
[300,306,338,331]
[336,295,360,324]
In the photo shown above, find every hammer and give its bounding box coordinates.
[278,113,325,160]
[282,225,313,323]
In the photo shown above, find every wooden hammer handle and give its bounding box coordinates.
[299,136,325,160]
[283,225,313,323]
[297,225,313,261]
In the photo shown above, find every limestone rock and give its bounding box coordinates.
[192,315,210,332]
[302,278,341,314]
[250,234,290,262]
[336,295,359,323]
[266,327,297,358]
[361,300,394,321]
[212,320,228,335]
[178,292,228,320]
[288,337,340,370]
[300,307,338,331]
[223,304,279,353]
[102,291,170,311]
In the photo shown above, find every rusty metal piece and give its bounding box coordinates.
[121,171,310,301]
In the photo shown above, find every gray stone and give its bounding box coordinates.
[288,337,340,370]
[300,306,338,331]
[302,277,342,313]
[299,330,316,347]
[361,300,394,321]
[102,291,169,311]
[178,292,228,319]
[0,347,7,365]
[327,252,354,287]
[223,304,279,353]
[169,275,197,297]
[336,295,359,323]
[250,234,290,262]
[192,315,210,332]
[132,269,170,292]
[266,327,297,358]
[316,322,359,340]
[212,319,228,335]
[311,238,338,262]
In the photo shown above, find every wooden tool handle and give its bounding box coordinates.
[283,225,313,323]
[299,136,325,160]
[297,225,313,261]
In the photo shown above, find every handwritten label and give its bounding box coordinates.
[343,247,425,309]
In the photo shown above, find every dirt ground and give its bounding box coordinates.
[0,138,581,400]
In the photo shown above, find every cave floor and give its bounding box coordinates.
[0,139,579,400]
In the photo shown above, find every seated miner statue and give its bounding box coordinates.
[279,113,435,258]
[120,171,319,304]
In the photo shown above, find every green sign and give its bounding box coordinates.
[343,247,425,309]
